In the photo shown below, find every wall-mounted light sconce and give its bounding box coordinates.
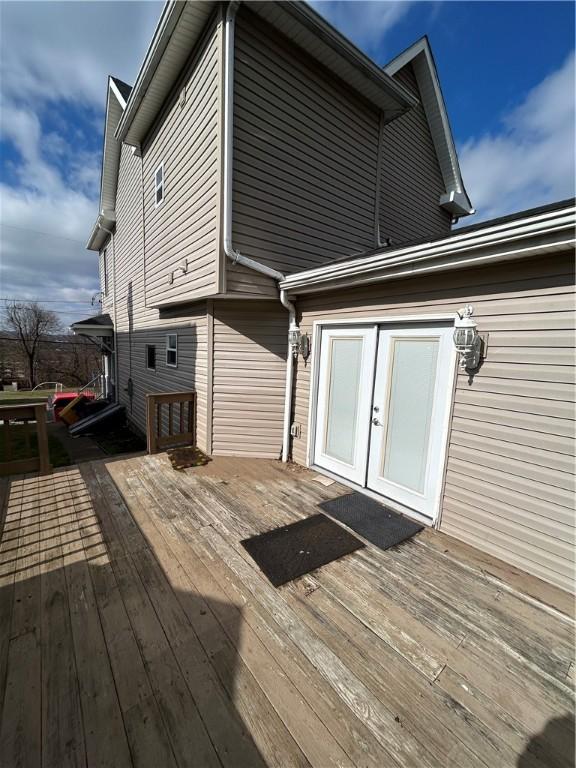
[299,333,311,361]
[288,327,301,358]
[454,305,482,371]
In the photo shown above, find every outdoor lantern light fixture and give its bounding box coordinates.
[288,327,301,357]
[299,333,311,361]
[454,305,482,371]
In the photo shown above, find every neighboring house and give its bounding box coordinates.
[74,1,575,593]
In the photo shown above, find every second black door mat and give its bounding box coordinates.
[240,514,364,587]
[318,492,423,551]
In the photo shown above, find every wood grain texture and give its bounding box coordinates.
[0,455,573,767]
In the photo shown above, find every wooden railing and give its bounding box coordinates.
[146,391,196,454]
[0,403,52,477]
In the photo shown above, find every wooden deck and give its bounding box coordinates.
[0,454,574,768]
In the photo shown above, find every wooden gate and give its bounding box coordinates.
[146,391,196,454]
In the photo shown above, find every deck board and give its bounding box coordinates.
[0,454,573,768]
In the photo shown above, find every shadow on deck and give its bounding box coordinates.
[0,455,574,768]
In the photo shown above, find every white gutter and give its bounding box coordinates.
[223,2,297,462]
[86,210,116,251]
[280,290,298,463]
[279,205,576,292]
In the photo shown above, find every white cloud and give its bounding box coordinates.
[1,1,162,110]
[0,1,162,325]
[459,51,576,223]
[310,0,413,60]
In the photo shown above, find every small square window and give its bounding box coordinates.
[146,345,156,371]
[166,334,177,367]
[154,162,164,207]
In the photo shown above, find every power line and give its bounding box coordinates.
[0,308,98,317]
[0,297,96,304]
[0,336,93,346]
[0,223,87,245]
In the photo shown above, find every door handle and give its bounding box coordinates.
[371,417,382,426]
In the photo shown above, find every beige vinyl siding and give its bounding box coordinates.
[379,63,452,245]
[142,17,221,308]
[110,143,209,452]
[229,7,380,288]
[211,300,287,458]
[225,262,278,299]
[116,316,209,452]
[291,251,575,592]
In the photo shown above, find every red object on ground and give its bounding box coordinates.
[52,392,95,422]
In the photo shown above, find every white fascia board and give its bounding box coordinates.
[86,220,102,251]
[440,190,475,217]
[89,77,126,251]
[108,78,127,109]
[86,212,116,251]
[247,1,418,118]
[116,0,417,148]
[385,37,474,216]
[279,205,576,293]
[285,236,574,296]
[115,0,196,146]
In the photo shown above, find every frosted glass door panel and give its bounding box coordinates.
[367,324,455,520]
[382,339,439,493]
[325,338,363,464]
[313,326,376,485]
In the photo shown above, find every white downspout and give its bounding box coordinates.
[280,289,298,463]
[223,1,299,462]
[97,218,118,402]
[103,353,110,399]
[222,2,285,283]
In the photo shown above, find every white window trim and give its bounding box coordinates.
[166,334,178,368]
[145,344,156,371]
[154,161,164,208]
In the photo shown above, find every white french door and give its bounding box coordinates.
[366,324,454,518]
[313,322,455,521]
[313,326,376,485]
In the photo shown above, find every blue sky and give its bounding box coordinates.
[0,1,574,324]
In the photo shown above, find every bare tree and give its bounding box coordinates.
[49,336,100,386]
[3,302,62,388]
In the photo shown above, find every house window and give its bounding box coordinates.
[154,162,164,207]
[166,334,177,367]
[146,345,156,371]
[102,248,109,296]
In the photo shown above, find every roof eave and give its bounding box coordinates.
[115,0,193,145]
[279,204,576,295]
[86,212,116,252]
[249,1,419,114]
[116,0,418,147]
[385,36,474,218]
[440,190,475,217]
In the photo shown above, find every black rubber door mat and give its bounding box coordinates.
[319,492,423,551]
[240,514,364,587]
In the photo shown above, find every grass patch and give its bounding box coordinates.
[0,424,71,468]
